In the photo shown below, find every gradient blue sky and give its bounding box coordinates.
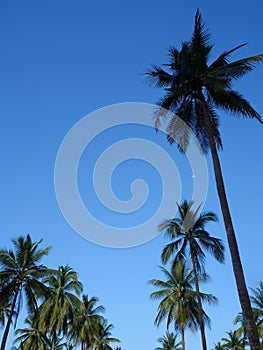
[1,1,263,349]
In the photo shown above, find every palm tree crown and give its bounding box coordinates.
[93,319,120,350]
[70,294,106,349]
[38,265,83,350]
[250,282,263,311]
[0,234,50,350]
[222,330,248,350]
[155,331,182,350]
[13,317,51,350]
[160,200,224,271]
[145,10,262,153]
[148,260,216,350]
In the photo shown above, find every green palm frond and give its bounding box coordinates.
[145,65,173,88]
[209,44,247,69]
[209,88,262,122]
[207,54,263,81]
[250,281,263,310]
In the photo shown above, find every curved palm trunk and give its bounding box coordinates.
[200,95,260,350]
[190,248,207,350]
[0,286,20,350]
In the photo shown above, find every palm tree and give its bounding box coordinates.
[38,265,83,350]
[13,317,50,350]
[155,331,182,350]
[0,299,12,329]
[222,330,248,350]
[93,319,120,350]
[0,234,50,350]
[145,10,263,349]
[213,341,225,350]
[159,200,224,350]
[70,294,105,349]
[148,260,216,350]
[250,282,263,341]
[0,276,13,328]
[250,282,263,311]
[234,309,263,343]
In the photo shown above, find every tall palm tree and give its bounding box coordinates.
[93,319,120,350]
[222,330,248,350]
[38,265,83,350]
[159,200,224,350]
[155,331,182,350]
[70,294,105,349]
[13,317,51,350]
[145,10,263,349]
[0,234,50,350]
[148,260,216,350]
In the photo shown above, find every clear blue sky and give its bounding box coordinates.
[1,1,263,349]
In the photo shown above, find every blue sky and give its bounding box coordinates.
[1,1,263,349]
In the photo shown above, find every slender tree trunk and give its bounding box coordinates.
[1,286,19,350]
[200,95,260,350]
[0,286,20,350]
[190,248,207,350]
[181,328,185,350]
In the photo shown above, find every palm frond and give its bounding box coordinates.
[209,44,247,69]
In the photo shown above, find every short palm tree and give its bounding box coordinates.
[250,282,263,311]
[145,10,263,350]
[93,319,120,350]
[70,294,105,349]
[155,331,182,350]
[222,330,248,350]
[38,265,83,350]
[13,317,50,350]
[159,200,224,350]
[0,299,12,329]
[250,282,263,340]
[235,309,263,342]
[148,260,216,350]
[213,341,225,350]
[0,234,50,350]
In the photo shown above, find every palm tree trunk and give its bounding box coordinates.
[190,248,207,350]
[200,95,260,350]
[0,286,20,350]
[181,328,185,350]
